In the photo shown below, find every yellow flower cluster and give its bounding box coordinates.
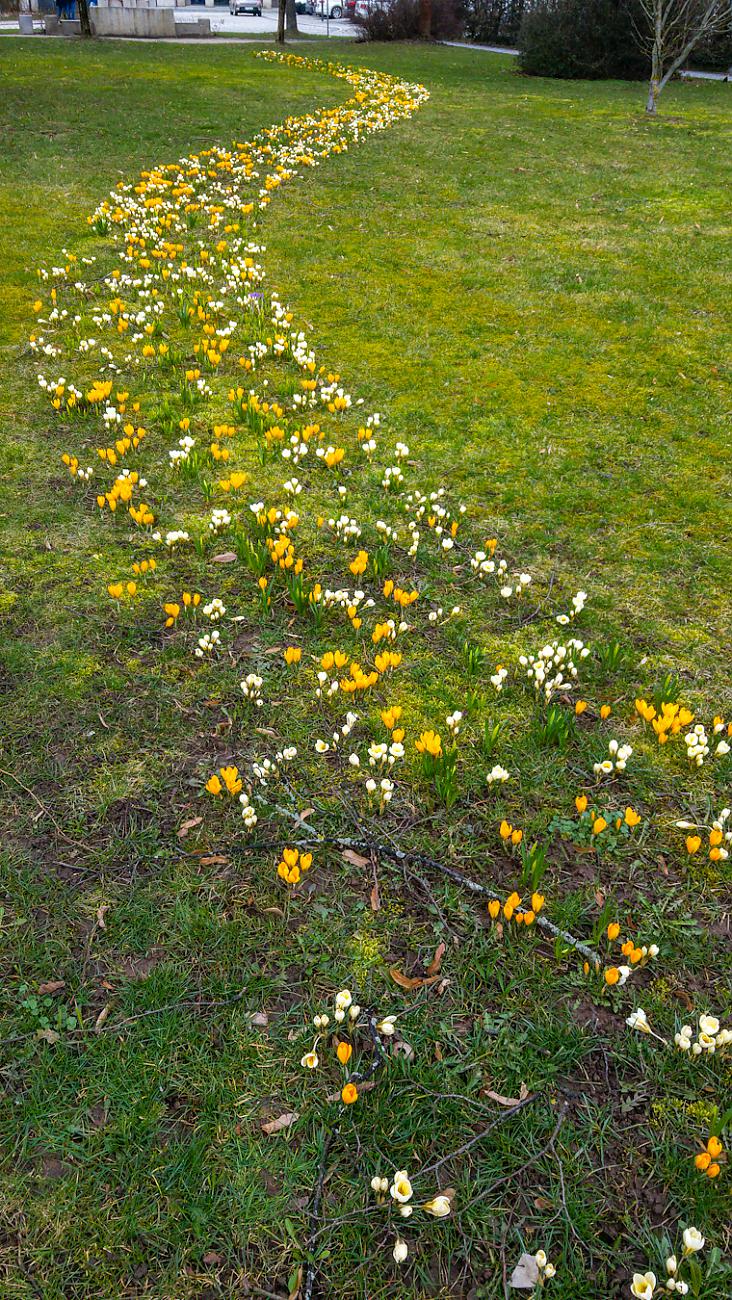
[487,891,545,926]
[636,698,694,743]
[205,765,242,797]
[276,846,313,885]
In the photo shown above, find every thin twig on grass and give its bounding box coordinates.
[302,1012,387,1300]
[1,988,248,1050]
[458,1101,567,1213]
[418,1092,540,1178]
[0,767,94,851]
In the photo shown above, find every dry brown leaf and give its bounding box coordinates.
[510,1253,540,1290]
[202,1251,222,1268]
[594,889,605,908]
[388,966,441,992]
[481,1082,530,1108]
[37,1027,60,1045]
[94,1005,110,1033]
[342,848,370,868]
[96,905,110,929]
[177,816,202,839]
[212,551,237,563]
[298,807,315,820]
[434,1042,444,1062]
[250,1011,269,1028]
[200,854,230,867]
[393,1038,414,1061]
[425,941,446,977]
[288,1265,303,1300]
[325,1079,378,1103]
[674,986,694,1012]
[534,1196,554,1211]
[38,980,65,995]
[263,906,285,917]
[261,1111,299,1136]
[370,879,381,912]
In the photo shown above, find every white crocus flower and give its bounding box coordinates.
[630,1271,656,1298]
[377,1015,397,1036]
[390,1171,413,1203]
[626,1008,651,1034]
[682,1227,704,1254]
[422,1195,451,1218]
[698,1014,719,1036]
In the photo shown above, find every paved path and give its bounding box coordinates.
[441,40,518,55]
[439,38,729,80]
[177,7,357,37]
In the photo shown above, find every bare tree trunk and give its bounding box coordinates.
[277,0,286,42]
[645,3,662,113]
[286,0,298,34]
[418,0,432,38]
[77,0,92,36]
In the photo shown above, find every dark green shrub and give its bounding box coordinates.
[518,0,648,80]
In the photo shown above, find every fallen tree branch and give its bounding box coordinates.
[229,830,602,967]
[303,1126,337,1300]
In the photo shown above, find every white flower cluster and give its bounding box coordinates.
[369,1167,452,1264]
[684,722,729,765]
[520,638,589,702]
[251,746,297,787]
[593,739,633,776]
[427,605,461,624]
[203,598,226,622]
[208,507,231,533]
[674,1013,731,1055]
[556,589,587,625]
[367,740,405,768]
[195,630,220,657]
[316,713,359,754]
[490,665,508,692]
[239,791,258,831]
[631,1228,705,1298]
[169,435,195,467]
[486,764,510,785]
[241,673,263,706]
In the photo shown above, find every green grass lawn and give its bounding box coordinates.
[1,34,731,1300]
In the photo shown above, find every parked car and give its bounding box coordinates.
[295,0,316,11]
[229,0,262,14]
[317,0,344,17]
